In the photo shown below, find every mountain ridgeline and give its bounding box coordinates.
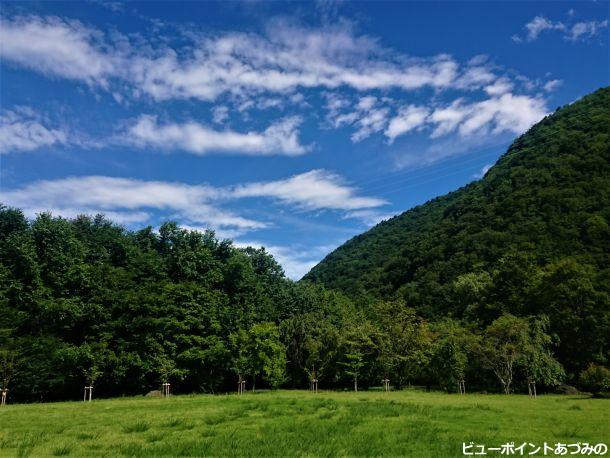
[304,87,610,374]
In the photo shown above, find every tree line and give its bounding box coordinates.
[0,207,608,403]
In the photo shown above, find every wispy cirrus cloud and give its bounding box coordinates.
[385,105,430,143]
[231,169,386,211]
[125,115,308,156]
[1,13,545,104]
[0,15,116,85]
[567,19,608,41]
[388,91,548,170]
[0,12,558,167]
[512,14,608,43]
[0,108,68,154]
[328,90,548,146]
[325,95,392,142]
[0,175,264,232]
[1,170,385,235]
[427,92,548,138]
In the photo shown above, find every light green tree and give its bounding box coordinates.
[373,301,431,388]
[340,319,377,391]
[520,316,564,397]
[479,314,529,394]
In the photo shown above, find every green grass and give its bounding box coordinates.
[0,390,608,457]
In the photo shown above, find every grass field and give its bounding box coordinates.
[0,390,608,457]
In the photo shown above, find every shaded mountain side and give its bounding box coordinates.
[304,87,610,374]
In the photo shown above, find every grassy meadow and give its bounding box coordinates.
[0,390,608,457]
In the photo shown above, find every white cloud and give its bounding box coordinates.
[126,115,307,156]
[1,14,526,103]
[351,106,390,142]
[326,88,547,145]
[0,108,68,154]
[429,93,547,138]
[543,79,563,92]
[513,14,607,42]
[484,77,514,96]
[233,240,331,280]
[1,176,265,233]
[0,15,115,86]
[519,15,566,42]
[211,105,229,124]
[230,169,387,211]
[454,65,497,89]
[178,224,247,242]
[344,209,395,227]
[391,95,549,170]
[324,95,392,142]
[385,105,429,142]
[130,24,463,101]
[427,99,469,138]
[567,20,608,41]
[0,14,555,159]
[2,171,385,235]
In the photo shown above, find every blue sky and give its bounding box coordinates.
[1,1,608,279]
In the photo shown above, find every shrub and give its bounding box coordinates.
[579,364,610,396]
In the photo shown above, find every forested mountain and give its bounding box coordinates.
[305,87,610,376]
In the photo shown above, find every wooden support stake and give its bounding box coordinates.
[382,378,390,392]
[1,389,7,406]
[457,380,465,395]
[162,382,171,397]
[83,386,93,402]
[237,378,246,395]
[311,379,318,393]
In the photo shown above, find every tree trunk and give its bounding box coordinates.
[500,380,509,394]
[354,376,358,392]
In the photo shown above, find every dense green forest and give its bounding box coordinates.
[306,87,610,379]
[1,88,609,402]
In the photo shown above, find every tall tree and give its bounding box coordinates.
[429,320,475,393]
[340,318,377,391]
[478,314,529,394]
[520,316,564,397]
[373,301,431,388]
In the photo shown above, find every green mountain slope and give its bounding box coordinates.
[304,87,610,374]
